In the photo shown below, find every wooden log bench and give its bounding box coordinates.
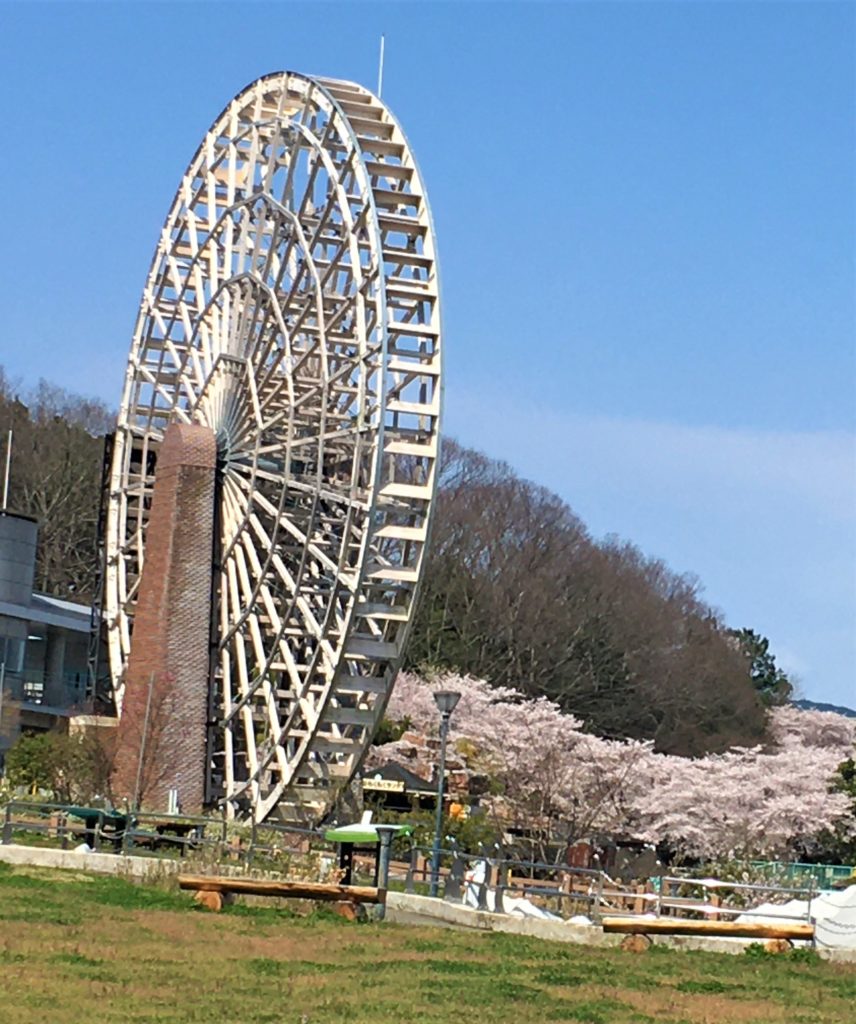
[602,916,814,942]
[177,874,383,917]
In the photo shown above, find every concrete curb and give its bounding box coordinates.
[0,843,180,878]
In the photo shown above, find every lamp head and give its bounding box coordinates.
[433,689,461,717]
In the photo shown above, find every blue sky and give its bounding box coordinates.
[0,2,853,707]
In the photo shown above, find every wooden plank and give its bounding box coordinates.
[177,875,383,904]
[601,917,813,940]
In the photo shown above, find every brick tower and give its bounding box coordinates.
[111,423,217,812]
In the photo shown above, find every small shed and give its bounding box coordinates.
[566,834,661,882]
[361,762,436,812]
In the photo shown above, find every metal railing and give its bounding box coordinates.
[0,801,347,873]
[749,859,854,888]
[649,875,817,926]
[387,840,823,931]
[0,804,830,932]
[394,840,606,919]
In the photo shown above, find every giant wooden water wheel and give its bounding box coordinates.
[104,72,441,822]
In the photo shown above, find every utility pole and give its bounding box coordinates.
[2,430,11,510]
[0,661,6,742]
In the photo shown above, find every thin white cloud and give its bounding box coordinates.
[447,391,856,524]
[444,387,856,707]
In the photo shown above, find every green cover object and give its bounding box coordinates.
[64,806,128,827]
[324,823,412,844]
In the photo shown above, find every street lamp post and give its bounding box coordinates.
[374,824,398,921]
[429,689,461,898]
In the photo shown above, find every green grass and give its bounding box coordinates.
[0,863,854,1022]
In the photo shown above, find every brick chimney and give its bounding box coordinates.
[111,423,217,812]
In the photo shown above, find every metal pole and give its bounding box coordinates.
[377,34,385,99]
[2,430,11,510]
[375,824,396,920]
[133,673,155,810]
[593,871,604,925]
[493,843,507,915]
[406,842,417,894]
[429,712,450,898]
[0,662,5,786]
[0,661,6,741]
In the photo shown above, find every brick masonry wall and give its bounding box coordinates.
[112,423,217,813]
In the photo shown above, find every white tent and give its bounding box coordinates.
[736,885,856,949]
[811,887,856,949]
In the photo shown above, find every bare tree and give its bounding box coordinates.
[0,368,113,603]
[111,672,180,810]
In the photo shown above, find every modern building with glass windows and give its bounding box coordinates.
[0,510,91,761]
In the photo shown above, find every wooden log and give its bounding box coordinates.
[601,916,813,941]
[621,934,652,953]
[414,853,428,885]
[708,894,720,922]
[633,885,645,915]
[194,890,223,912]
[177,874,383,904]
[329,901,359,922]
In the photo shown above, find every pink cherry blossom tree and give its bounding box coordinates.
[375,671,658,851]
[372,672,856,862]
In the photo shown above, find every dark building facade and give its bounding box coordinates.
[0,511,91,761]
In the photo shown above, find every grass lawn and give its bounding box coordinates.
[0,863,854,1023]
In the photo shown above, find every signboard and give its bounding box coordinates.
[363,778,405,793]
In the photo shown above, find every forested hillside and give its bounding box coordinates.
[0,369,112,603]
[405,441,771,756]
[0,368,782,756]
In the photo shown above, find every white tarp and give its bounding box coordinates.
[809,887,856,949]
[735,885,856,949]
[460,862,856,946]
[462,860,561,920]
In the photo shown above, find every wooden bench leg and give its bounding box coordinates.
[195,890,223,912]
[329,901,359,921]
